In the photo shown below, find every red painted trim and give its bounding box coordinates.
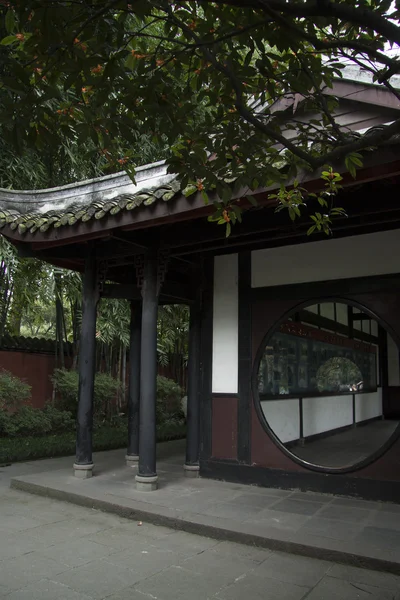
[279,320,376,353]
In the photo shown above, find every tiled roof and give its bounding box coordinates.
[0,178,182,236]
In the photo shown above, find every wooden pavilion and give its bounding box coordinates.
[1,65,400,500]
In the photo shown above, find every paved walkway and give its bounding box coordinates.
[6,440,400,576]
[293,420,399,467]
[1,484,400,599]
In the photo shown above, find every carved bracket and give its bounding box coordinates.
[134,254,145,290]
[134,250,169,297]
[157,248,169,296]
[97,260,109,295]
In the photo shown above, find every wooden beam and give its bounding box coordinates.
[101,280,193,303]
[350,313,371,322]
[31,232,112,251]
[153,177,400,257]
[101,284,141,300]
[173,210,400,258]
[297,309,378,345]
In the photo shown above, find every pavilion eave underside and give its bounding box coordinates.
[17,173,400,284]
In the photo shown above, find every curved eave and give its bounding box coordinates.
[2,143,400,247]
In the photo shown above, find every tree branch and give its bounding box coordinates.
[257,0,400,73]
[73,0,127,40]
[316,118,400,167]
[126,17,272,49]
[296,54,345,142]
[165,5,321,169]
[210,0,400,46]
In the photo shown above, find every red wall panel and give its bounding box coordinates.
[0,350,57,409]
[212,395,238,460]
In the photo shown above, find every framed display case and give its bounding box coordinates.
[258,321,377,399]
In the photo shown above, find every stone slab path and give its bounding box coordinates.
[5,440,400,576]
[1,483,400,599]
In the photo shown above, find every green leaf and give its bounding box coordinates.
[349,155,363,167]
[345,157,356,179]
[5,10,16,33]
[183,184,197,197]
[125,54,137,71]
[246,195,258,207]
[231,204,242,223]
[307,225,316,236]
[1,35,17,46]
[226,222,231,237]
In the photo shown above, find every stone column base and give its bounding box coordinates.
[183,464,200,478]
[73,463,94,479]
[135,474,158,491]
[125,454,139,467]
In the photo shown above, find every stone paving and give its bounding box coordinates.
[8,440,400,575]
[1,480,400,599]
[293,420,399,467]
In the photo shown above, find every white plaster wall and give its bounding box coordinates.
[252,229,400,288]
[261,399,300,443]
[307,304,319,315]
[336,303,348,326]
[302,396,353,437]
[320,302,335,320]
[212,254,238,393]
[371,320,378,337]
[376,344,380,387]
[353,308,362,332]
[355,390,382,422]
[387,333,400,386]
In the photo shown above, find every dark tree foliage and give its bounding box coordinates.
[0,1,399,226]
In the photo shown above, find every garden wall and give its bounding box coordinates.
[0,346,186,409]
[0,350,62,408]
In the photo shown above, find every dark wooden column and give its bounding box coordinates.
[126,300,142,466]
[199,258,214,464]
[135,252,160,491]
[184,290,202,477]
[237,251,252,464]
[379,324,389,418]
[74,249,99,478]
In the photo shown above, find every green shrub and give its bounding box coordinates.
[94,372,123,421]
[52,368,123,421]
[52,369,182,425]
[52,368,79,414]
[108,414,127,429]
[157,376,183,421]
[0,369,31,411]
[11,406,52,436]
[0,404,75,438]
[0,422,186,463]
[0,410,12,436]
[42,405,75,433]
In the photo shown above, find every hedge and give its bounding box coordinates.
[0,422,186,464]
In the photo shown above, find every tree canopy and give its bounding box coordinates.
[1,1,400,224]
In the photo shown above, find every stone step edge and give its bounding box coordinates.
[10,477,399,576]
